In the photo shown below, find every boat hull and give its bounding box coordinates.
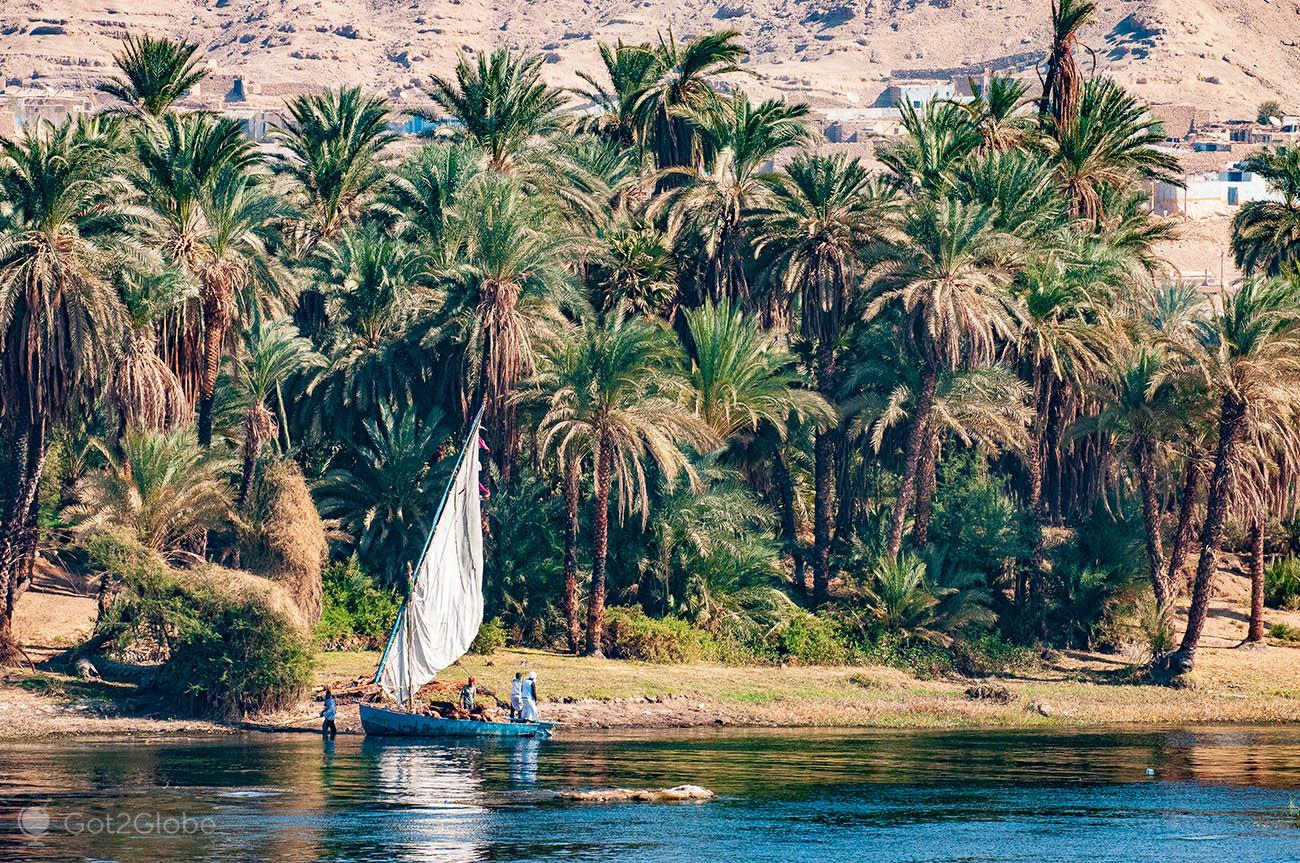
[359,704,555,739]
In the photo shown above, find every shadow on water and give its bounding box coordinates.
[2,726,1299,862]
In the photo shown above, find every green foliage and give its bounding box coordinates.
[929,452,1030,581]
[1046,563,1141,650]
[315,556,401,650]
[1265,557,1300,610]
[1268,622,1300,643]
[90,531,312,719]
[770,611,856,665]
[1257,100,1282,125]
[469,617,508,655]
[601,605,717,663]
[482,466,566,645]
[948,631,1038,676]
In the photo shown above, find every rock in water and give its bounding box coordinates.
[561,785,715,803]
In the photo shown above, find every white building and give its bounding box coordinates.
[887,80,956,109]
[1151,164,1280,219]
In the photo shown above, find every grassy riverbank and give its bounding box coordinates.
[4,639,1299,740]
[5,565,1299,740]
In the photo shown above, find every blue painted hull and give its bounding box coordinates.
[359,704,555,739]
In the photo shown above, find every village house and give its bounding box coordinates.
[1149,147,1279,219]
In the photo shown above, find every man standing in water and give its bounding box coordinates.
[320,688,337,738]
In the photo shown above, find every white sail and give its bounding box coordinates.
[378,424,484,705]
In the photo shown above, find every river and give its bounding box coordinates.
[3,726,1299,861]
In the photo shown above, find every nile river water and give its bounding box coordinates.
[3,726,1299,862]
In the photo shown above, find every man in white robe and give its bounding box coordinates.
[520,672,539,721]
[509,672,524,719]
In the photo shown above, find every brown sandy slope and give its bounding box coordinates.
[3,0,1298,116]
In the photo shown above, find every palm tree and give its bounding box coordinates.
[574,41,661,150]
[98,33,208,117]
[272,87,395,258]
[449,177,581,478]
[67,428,235,558]
[755,152,890,602]
[878,100,982,197]
[225,319,324,503]
[683,299,833,442]
[655,94,810,306]
[109,269,194,433]
[0,121,140,659]
[535,314,715,655]
[633,30,749,181]
[134,111,258,399]
[1164,278,1300,672]
[1038,0,1096,126]
[868,199,1020,557]
[426,49,566,172]
[194,167,292,446]
[376,141,481,251]
[592,221,677,317]
[311,226,433,437]
[1079,349,1181,617]
[851,364,1033,546]
[963,76,1034,153]
[1230,147,1300,276]
[1046,78,1180,223]
[316,403,453,588]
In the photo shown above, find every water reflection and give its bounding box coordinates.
[1,727,1298,862]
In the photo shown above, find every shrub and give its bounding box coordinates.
[1264,557,1300,611]
[469,617,507,655]
[1268,622,1300,643]
[315,556,402,650]
[602,606,717,663]
[862,633,955,679]
[91,531,312,719]
[949,632,1038,676]
[242,459,327,624]
[772,611,856,666]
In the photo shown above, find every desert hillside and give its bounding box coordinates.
[3,0,1297,116]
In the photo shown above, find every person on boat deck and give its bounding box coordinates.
[510,672,524,719]
[460,677,477,712]
[520,672,540,722]
[320,689,337,738]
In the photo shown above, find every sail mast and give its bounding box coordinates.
[373,406,486,687]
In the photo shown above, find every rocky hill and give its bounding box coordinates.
[3,0,1296,117]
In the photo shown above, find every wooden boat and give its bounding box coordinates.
[362,408,553,741]
[360,704,555,739]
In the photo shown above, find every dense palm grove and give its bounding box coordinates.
[4,1,1300,684]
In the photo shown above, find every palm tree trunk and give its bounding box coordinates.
[812,342,836,606]
[887,363,938,558]
[1247,517,1266,643]
[912,431,940,547]
[772,448,806,593]
[1025,366,1054,604]
[563,459,582,653]
[197,316,227,447]
[238,421,257,506]
[1170,394,1247,672]
[1165,454,1204,595]
[586,434,613,657]
[1131,436,1168,613]
[0,416,46,663]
